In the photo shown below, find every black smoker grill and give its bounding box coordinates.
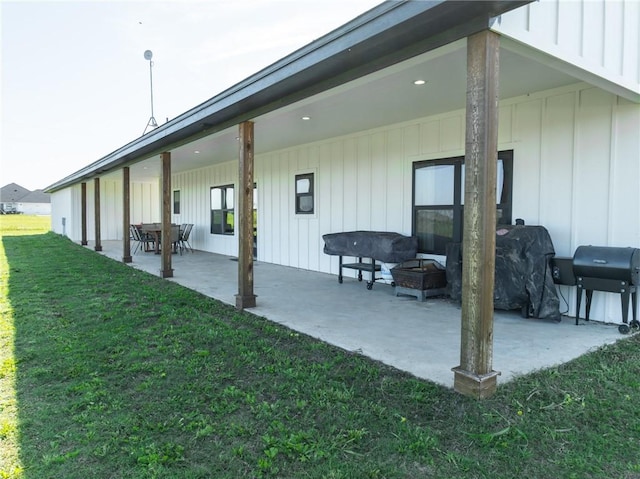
[573,246,640,333]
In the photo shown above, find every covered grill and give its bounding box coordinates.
[323,231,418,289]
[573,246,640,333]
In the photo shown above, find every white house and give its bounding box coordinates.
[1,183,51,215]
[45,0,640,397]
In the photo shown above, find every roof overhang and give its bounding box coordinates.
[45,0,532,193]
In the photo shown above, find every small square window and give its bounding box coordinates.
[295,173,314,214]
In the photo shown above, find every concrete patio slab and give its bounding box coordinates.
[93,241,623,389]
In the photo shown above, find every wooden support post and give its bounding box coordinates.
[93,178,102,252]
[122,167,132,263]
[452,30,501,399]
[236,121,257,309]
[160,152,173,278]
[81,182,88,245]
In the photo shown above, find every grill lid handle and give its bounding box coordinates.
[592,259,607,264]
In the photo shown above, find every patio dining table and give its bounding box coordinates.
[139,224,179,254]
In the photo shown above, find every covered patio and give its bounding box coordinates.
[92,240,622,389]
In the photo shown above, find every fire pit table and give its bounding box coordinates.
[391,259,447,301]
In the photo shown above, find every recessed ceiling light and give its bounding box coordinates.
[301,116,311,120]
[194,150,200,154]
[413,79,426,85]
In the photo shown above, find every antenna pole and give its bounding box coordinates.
[143,50,158,135]
[149,59,155,119]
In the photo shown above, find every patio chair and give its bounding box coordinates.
[179,223,194,253]
[131,224,154,254]
[170,225,182,254]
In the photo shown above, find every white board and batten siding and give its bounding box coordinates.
[493,0,640,102]
[172,161,238,257]
[171,82,637,322]
[51,179,160,242]
[52,82,638,323]
[250,83,638,323]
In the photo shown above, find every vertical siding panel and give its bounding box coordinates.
[356,135,372,229]
[328,141,345,274]
[386,128,405,233]
[110,179,122,240]
[557,0,582,56]
[420,120,440,154]
[86,181,95,241]
[291,149,303,267]
[343,138,358,231]
[440,116,463,152]
[609,98,640,246]
[280,152,292,266]
[258,155,270,262]
[582,0,605,64]
[622,0,639,82]
[404,124,420,157]
[370,131,387,230]
[512,99,543,225]
[306,145,320,270]
[103,180,114,239]
[316,146,328,272]
[271,154,282,264]
[603,0,624,75]
[539,93,575,254]
[498,104,513,145]
[528,0,559,44]
[329,142,345,235]
[574,88,613,245]
[273,154,283,264]
[403,124,421,233]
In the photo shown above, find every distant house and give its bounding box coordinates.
[0,183,51,215]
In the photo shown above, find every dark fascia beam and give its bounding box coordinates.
[45,0,531,193]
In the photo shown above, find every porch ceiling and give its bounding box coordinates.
[128,37,578,182]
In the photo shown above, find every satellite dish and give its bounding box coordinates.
[144,50,153,60]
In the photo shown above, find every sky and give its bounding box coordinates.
[1,0,382,191]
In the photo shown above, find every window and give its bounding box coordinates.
[412,150,513,255]
[295,173,314,214]
[210,185,234,235]
[173,190,181,215]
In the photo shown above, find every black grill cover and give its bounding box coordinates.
[446,225,561,320]
[323,231,418,263]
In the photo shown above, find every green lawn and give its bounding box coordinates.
[1,222,639,478]
[0,215,50,236]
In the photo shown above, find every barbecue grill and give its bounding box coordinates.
[573,245,640,333]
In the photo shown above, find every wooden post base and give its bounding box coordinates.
[160,268,174,278]
[123,256,132,264]
[452,367,500,399]
[94,246,102,252]
[235,294,257,310]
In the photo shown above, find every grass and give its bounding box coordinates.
[0,215,50,236]
[1,216,639,478]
